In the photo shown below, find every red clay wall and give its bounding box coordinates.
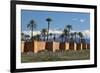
[87,44,90,49]
[21,41,25,53]
[45,42,52,51]
[45,42,59,52]
[23,41,90,53]
[69,43,77,50]
[82,43,87,50]
[24,41,46,53]
[24,42,33,52]
[53,42,59,52]
[59,42,66,50]
[76,43,82,50]
[69,42,74,50]
[65,43,69,50]
[33,41,46,53]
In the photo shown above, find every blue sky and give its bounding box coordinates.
[21,10,90,32]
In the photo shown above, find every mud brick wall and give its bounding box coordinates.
[59,43,69,51]
[45,42,59,52]
[21,41,25,53]
[65,43,69,50]
[45,42,52,51]
[23,41,90,53]
[69,42,76,50]
[33,41,46,53]
[53,42,59,52]
[76,43,82,50]
[69,42,74,50]
[87,44,90,49]
[74,43,77,50]
[24,42,33,52]
[82,43,87,50]
[59,42,66,50]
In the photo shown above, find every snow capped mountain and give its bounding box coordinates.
[22,29,90,38]
[70,30,90,38]
[82,30,90,38]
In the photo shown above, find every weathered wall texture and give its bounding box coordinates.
[21,41,25,53]
[45,42,59,52]
[59,42,66,50]
[33,41,46,53]
[69,42,74,50]
[65,43,69,50]
[87,44,90,49]
[82,43,87,50]
[76,43,82,50]
[24,42,33,52]
[59,43,69,51]
[53,42,59,52]
[22,41,90,53]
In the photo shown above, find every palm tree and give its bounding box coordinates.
[21,32,25,41]
[60,34,64,42]
[66,25,72,31]
[49,33,53,40]
[24,34,30,41]
[46,17,52,41]
[74,32,78,42]
[63,28,68,42]
[70,33,74,42]
[78,32,83,43]
[66,25,72,42]
[27,20,37,41]
[53,33,56,41]
[41,28,47,41]
[34,34,40,41]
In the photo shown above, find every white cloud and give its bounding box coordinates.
[22,29,90,38]
[80,19,84,23]
[49,30,63,34]
[22,31,41,36]
[72,18,85,23]
[72,30,90,38]
[82,30,90,38]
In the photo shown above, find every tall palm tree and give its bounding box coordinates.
[66,25,72,42]
[66,25,72,33]
[41,28,47,41]
[78,32,83,43]
[63,28,68,42]
[27,20,37,41]
[60,33,64,42]
[70,33,74,42]
[46,17,52,41]
[53,33,56,41]
[49,33,53,40]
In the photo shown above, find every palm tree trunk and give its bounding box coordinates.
[75,35,76,43]
[47,22,50,41]
[68,32,69,42]
[61,38,63,42]
[44,35,45,41]
[31,25,33,41]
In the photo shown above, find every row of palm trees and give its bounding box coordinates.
[22,17,84,43]
[26,18,52,41]
[60,30,84,43]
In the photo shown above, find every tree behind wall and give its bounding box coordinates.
[27,20,37,41]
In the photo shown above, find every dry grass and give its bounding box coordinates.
[21,49,90,63]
